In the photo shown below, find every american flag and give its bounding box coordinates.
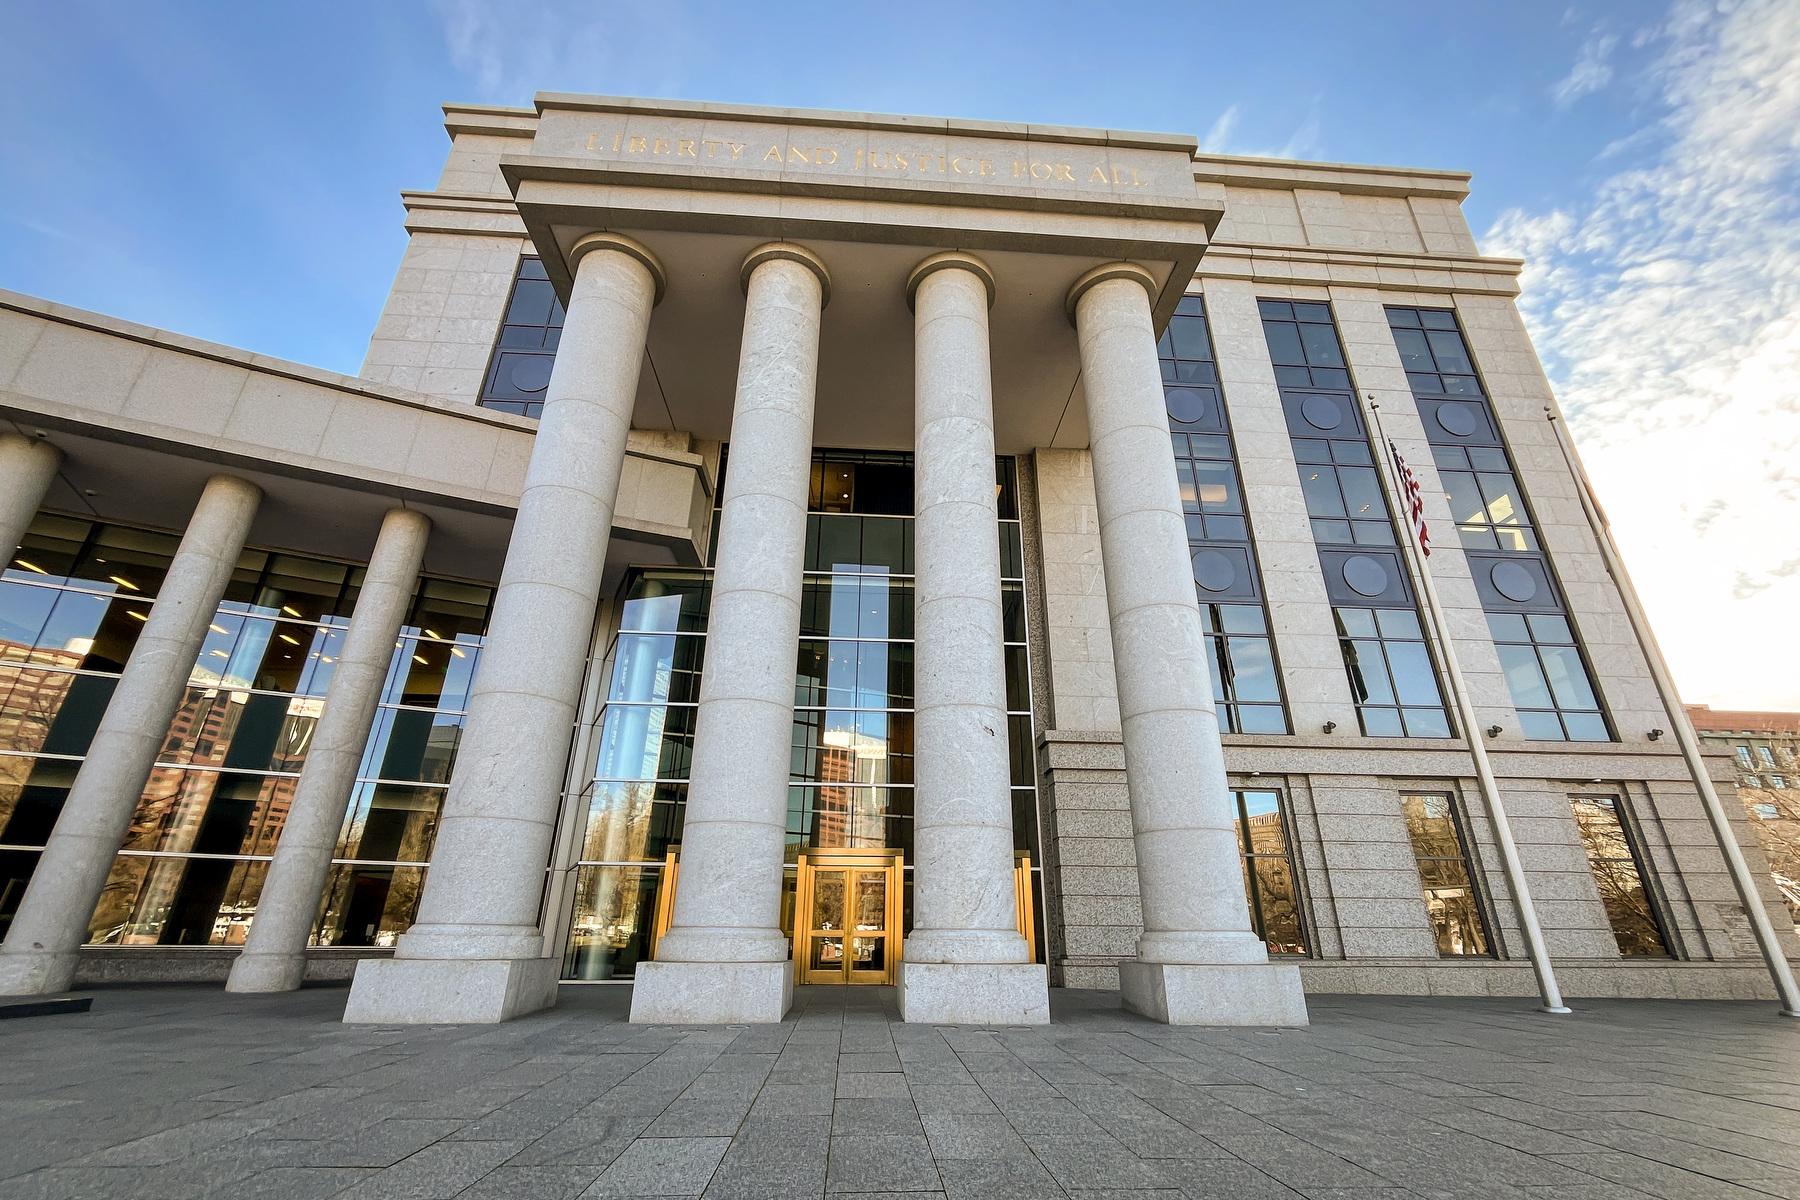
[1388,441,1431,557]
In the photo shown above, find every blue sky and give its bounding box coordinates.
[2,1,1796,708]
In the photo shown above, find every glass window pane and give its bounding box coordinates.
[1263,323,1306,366]
[1299,323,1345,368]
[1497,644,1555,709]
[1518,710,1565,740]
[1299,465,1347,518]
[1349,640,1395,704]
[1392,328,1434,372]
[1225,637,1280,702]
[1384,642,1439,706]
[1425,329,1474,375]
[312,863,428,948]
[1360,707,1403,737]
[1538,646,1599,711]
[1401,707,1451,738]
[1235,704,1287,734]
[562,865,661,980]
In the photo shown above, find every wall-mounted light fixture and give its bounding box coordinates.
[1486,725,1503,739]
[1648,728,1665,741]
[1322,721,1337,734]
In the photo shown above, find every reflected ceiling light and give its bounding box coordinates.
[412,654,429,665]
[450,647,465,658]
[128,610,148,622]
[210,649,228,658]
[281,605,301,617]
[209,624,229,635]
[15,559,47,574]
[423,629,443,640]
[108,575,139,591]
[277,633,299,646]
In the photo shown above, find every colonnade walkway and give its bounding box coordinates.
[2,983,1796,1198]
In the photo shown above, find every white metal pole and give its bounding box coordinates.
[1364,397,1570,1013]
[1545,407,1799,1017]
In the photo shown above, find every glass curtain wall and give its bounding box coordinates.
[1386,306,1610,741]
[1257,299,1452,738]
[0,514,491,947]
[562,450,1042,980]
[1158,296,1287,734]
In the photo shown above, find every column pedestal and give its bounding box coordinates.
[1120,962,1309,1026]
[341,956,561,1025]
[631,961,793,1025]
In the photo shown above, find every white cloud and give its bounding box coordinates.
[1200,105,1240,154]
[1551,29,1619,107]
[1486,0,1800,709]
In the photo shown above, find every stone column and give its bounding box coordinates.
[0,432,63,558]
[1067,264,1307,1026]
[630,243,828,1024]
[0,473,262,995]
[343,234,664,1025]
[226,506,431,993]
[898,253,1050,1025]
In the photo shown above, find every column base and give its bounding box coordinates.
[629,959,793,1024]
[341,956,559,1024]
[0,950,77,997]
[897,961,1050,1025]
[224,951,304,994]
[1120,959,1309,1026]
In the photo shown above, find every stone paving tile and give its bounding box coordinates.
[1,986,1798,1199]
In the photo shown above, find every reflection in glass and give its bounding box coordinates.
[562,865,659,979]
[87,855,268,947]
[1401,793,1490,956]
[1571,795,1668,956]
[1233,789,1307,955]
[312,864,428,947]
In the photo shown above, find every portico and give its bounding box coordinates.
[337,95,1305,1026]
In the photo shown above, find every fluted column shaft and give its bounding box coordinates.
[227,506,431,993]
[0,473,262,995]
[896,254,1048,1025]
[0,433,62,559]
[629,244,826,1024]
[344,235,662,1024]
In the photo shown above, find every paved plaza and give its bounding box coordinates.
[1,985,1797,1199]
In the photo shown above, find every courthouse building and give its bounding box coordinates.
[0,94,1795,1025]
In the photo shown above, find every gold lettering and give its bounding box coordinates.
[677,138,697,158]
[764,144,784,163]
[854,148,865,169]
[1088,166,1108,183]
[1012,160,1027,178]
[951,156,971,175]
[652,138,669,155]
[979,159,995,177]
[612,133,622,152]
[1130,167,1148,187]
[894,152,909,170]
[627,135,647,154]
[727,142,746,160]
[787,145,809,164]
[815,146,838,165]
[1029,161,1052,181]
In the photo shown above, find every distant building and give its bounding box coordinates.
[1689,705,1800,931]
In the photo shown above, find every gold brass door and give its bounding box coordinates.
[795,851,901,984]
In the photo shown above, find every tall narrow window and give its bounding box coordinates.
[1570,793,1668,956]
[1159,297,1287,733]
[1400,792,1490,956]
[1387,306,1610,741]
[1258,299,1452,737]
[479,257,565,418]
[1234,788,1306,955]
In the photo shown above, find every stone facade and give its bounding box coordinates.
[0,92,1793,1018]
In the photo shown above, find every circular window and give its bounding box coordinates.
[1490,561,1539,603]
[1192,549,1237,593]
[1343,555,1389,598]
[506,356,553,394]
[1300,395,1343,431]
[1166,387,1210,426]
[1435,403,1479,437]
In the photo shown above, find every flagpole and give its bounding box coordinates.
[1544,406,1799,1017]
[1363,395,1570,1014]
